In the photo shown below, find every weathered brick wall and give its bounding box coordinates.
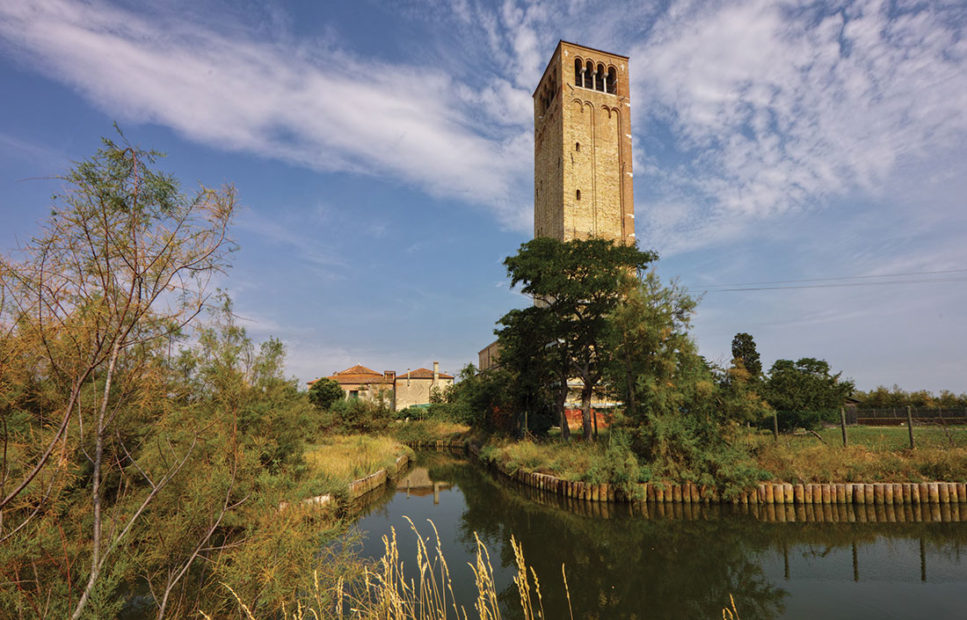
[534,41,635,244]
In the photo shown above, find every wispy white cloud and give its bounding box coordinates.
[2,0,965,256]
[632,0,967,252]
[0,0,534,229]
[0,132,68,168]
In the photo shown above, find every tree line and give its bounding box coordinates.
[851,386,967,410]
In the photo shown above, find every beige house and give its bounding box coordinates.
[319,365,396,406]
[311,362,453,411]
[395,363,454,410]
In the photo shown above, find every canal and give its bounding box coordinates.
[352,451,967,619]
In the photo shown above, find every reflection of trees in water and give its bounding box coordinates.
[354,453,967,619]
[426,454,967,620]
[439,461,783,620]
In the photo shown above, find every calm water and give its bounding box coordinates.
[352,452,967,619]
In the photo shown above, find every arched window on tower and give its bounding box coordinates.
[596,64,605,91]
[586,60,594,89]
[574,58,582,88]
[607,67,617,94]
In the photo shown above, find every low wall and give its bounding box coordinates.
[284,453,411,510]
[463,442,967,507]
[504,472,967,506]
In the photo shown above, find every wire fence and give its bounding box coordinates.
[846,407,967,426]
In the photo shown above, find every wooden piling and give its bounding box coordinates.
[840,407,848,447]
[874,483,885,504]
[907,406,915,450]
[940,482,951,504]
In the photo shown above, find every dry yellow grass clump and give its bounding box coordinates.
[304,435,412,484]
[747,431,967,483]
[218,518,567,620]
[483,438,606,482]
[389,419,471,446]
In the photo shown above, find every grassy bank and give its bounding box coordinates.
[478,426,967,492]
[385,419,472,447]
[303,435,413,497]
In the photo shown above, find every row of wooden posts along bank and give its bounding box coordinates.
[516,485,967,523]
[456,442,967,506]
[505,470,967,506]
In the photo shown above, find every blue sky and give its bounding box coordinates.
[1,0,966,392]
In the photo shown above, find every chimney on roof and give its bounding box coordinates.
[384,370,396,383]
[433,361,439,384]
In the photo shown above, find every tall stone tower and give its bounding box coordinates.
[533,41,634,244]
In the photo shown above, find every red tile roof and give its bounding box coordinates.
[327,364,392,385]
[397,367,454,380]
[307,364,452,386]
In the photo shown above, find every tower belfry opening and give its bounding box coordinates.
[532,41,634,244]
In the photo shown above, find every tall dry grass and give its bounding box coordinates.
[214,518,745,619]
[218,518,568,620]
[304,435,412,484]
[747,431,967,482]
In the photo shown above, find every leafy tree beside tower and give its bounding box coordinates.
[731,332,762,377]
[500,237,657,440]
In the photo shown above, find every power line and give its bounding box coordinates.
[698,276,967,293]
[684,268,967,293]
[714,268,967,287]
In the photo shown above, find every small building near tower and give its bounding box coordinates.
[323,365,396,407]
[310,361,453,411]
[394,362,454,411]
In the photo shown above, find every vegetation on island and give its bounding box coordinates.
[0,137,406,617]
[416,236,967,494]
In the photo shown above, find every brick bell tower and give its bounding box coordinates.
[532,41,634,244]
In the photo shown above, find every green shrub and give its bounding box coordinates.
[327,397,392,433]
[772,408,837,432]
[308,378,344,410]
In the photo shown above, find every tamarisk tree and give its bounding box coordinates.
[0,135,235,618]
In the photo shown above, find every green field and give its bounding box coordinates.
[801,424,967,450]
